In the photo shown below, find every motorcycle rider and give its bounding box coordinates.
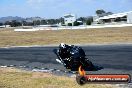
[59,43,86,58]
[57,43,72,68]
[58,43,72,59]
[57,43,86,69]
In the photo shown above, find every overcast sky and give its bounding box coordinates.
[0,0,132,18]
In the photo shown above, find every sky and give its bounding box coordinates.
[0,0,132,18]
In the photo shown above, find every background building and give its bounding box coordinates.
[64,14,76,26]
[94,11,132,24]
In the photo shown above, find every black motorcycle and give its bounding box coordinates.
[53,45,99,71]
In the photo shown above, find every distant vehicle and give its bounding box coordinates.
[0,25,5,28]
[0,25,10,28]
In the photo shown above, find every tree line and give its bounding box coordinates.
[1,17,94,27]
[0,9,112,27]
[1,18,64,27]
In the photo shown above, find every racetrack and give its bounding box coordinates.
[0,44,132,76]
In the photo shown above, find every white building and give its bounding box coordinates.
[127,12,132,23]
[94,11,132,24]
[64,14,76,26]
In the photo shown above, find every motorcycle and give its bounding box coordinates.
[53,45,99,71]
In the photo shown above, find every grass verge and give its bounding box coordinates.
[0,67,115,88]
[0,27,132,47]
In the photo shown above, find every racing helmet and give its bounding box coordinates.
[59,43,66,49]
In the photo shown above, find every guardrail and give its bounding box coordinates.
[14,24,132,31]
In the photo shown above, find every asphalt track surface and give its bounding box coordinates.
[0,44,132,76]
